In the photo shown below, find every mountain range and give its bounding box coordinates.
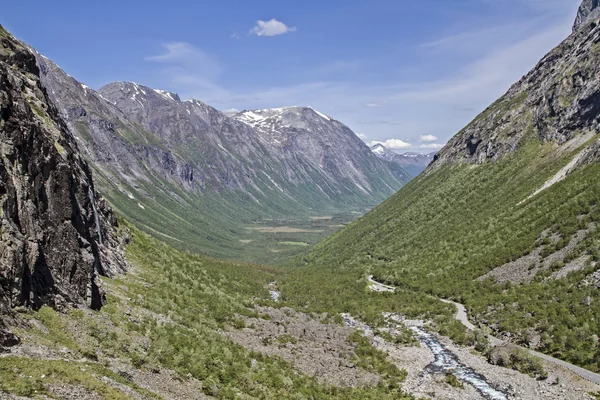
[33,55,409,259]
[2,1,600,398]
[370,143,435,177]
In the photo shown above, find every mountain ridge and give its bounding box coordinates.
[290,4,600,375]
[33,56,409,261]
[369,143,435,177]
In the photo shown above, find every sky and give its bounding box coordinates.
[2,0,581,153]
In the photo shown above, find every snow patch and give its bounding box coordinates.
[153,89,177,102]
[372,145,385,154]
[308,106,331,121]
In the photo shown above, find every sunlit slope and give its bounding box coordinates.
[296,20,600,371]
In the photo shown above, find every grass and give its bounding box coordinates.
[0,357,158,399]
[286,128,600,371]
[279,241,310,247]
[3,224,417,399]
[445,373,464,389]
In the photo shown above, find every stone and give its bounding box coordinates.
[0,25,127,323]
[581,296,592,306]
[574,0,600,32]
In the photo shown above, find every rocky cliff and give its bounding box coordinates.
[430,18,600,171]
[234,107,410,192]
[0,26,125,349]
[574,0,600,32]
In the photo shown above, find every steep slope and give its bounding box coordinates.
[574,0,600,31]
[286,11,600,372]
[370,144,435,177]
[234,107,410,192]
[0,27,125,347]
[33,58,409,261]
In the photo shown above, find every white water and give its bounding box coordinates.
[268,282,280,302]
[410,327,508,400]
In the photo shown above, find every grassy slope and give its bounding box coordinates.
[72,113,407,264]
[283,131,600,372]
[1,224,414,399]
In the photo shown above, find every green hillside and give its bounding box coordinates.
[281,20,600,372]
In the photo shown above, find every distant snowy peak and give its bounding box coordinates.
[370,144,436,178]
[370,144,387,155]
[235,106,333,129]
[153,88,180,102]
[233,106,338,145]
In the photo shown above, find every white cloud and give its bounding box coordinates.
[143,2,575,148]
[230,33,241,40]
[369,139,413,150]
[419,135,438,142]
[249,19,296,37]
[222,108,240,115]
[419,143,444,149]
[356,133,367,139]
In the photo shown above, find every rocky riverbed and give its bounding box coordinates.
[343,313,599,400]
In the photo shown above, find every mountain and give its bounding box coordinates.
[0,26,125,347]
[234,107,411,191]
[290,6,600,374]
[33,56,409,260]
[0,26,418,399]
[574,0,600,31]
[370,144,435,177]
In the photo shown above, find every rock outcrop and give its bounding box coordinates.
[430,18,600,170]
[31,58,410,258]
[574,0,600,32]
[0,26,126,347]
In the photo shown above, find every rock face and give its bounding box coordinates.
[430,19,600,171]
[234,107,410,192]
[370,144,435,177]
[31,59,409,257]
[0,26,125,346]
[574,0,600,32]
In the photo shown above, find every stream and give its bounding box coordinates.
[410,326,508,400]
[343,312,508,399]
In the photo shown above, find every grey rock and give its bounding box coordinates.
[581,296,592,306]
[429,19,600,173]
[574,0,600,32]
[0,25,126,332]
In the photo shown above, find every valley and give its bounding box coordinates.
[2,1,600,399]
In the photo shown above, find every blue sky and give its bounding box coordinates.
[2,0,580,153]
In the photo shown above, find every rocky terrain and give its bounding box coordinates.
[33,55,409,259]
[0,27,126,349]
[370,144,435,177]
[429,16,600,172]
[574,0,600,31]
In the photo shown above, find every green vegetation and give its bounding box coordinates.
[486,345,547,380]
[286,131,600,372]
[3,225,416,399]
[89,150,371,264]
[445,373,464,389]
[0,357,158,399]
